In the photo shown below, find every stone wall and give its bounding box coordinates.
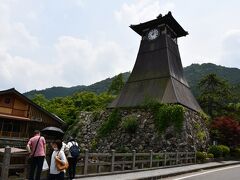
[68,108,210,152]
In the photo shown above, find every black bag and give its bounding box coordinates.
[69,142,80,158]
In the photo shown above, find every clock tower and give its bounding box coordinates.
[109,12,201,112]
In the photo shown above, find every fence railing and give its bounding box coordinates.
[0,146,28,180]
[75,149,196,177]
[0,146,196,179]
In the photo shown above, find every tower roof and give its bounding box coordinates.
[130,12,188,38]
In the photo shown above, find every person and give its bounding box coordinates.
[66,136,79,179]
[27,130,46,180]
[48,139,67,180]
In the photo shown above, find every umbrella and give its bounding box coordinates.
[41,126,64,137]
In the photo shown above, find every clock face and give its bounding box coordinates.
[147,29,159,40]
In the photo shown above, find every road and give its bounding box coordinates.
[163,164,240,180]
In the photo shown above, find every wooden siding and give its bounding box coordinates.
[0,91,62,140]
[0,94,28,118]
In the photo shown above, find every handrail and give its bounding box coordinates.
[0,146,196,179]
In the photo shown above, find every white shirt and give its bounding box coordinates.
[61,142,67,152]
[66,141,79,158]
[50,149,67,174]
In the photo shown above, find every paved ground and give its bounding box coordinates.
[164,164,240,180]
[76,161,240,180]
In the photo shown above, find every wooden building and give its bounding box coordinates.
[0,88,65,147]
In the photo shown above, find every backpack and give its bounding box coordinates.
[69,141,80,158]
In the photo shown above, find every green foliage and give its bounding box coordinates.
[227,103,240,122]
[108,73,125,95]
[199,111,211,124]
[24,72,130,99]
[184,63,240,98]
[208,145,230,158]
[208,145,222,158]
[196,151,208,162]
[31,92,114,125]
[207,153,214,159]
[194,122,201,130]
[147,102,185,134]
[218,145,230,157]
[98,109,121,137]
[121,115,138,133]
[197,152,214,162]
[197,131,206,142]
[31,94,49,109]
[198,73,232,117]
[90,139,97,151]
[230,148,240,158]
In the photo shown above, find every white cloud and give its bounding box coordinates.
[55,36,133,86]
[0,2,39,51]
[115,0,175,25]
[0,50,64,92]
[220,30,240,68]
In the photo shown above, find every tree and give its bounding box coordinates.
[31,91,115,126]
[31,94,49,109]
[108,73,124,95]
[211,116,240,147]
[198,73,231,117]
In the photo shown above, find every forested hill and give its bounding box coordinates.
[24,63,240,99]
[24,72,130,99]
[184,63,240,96]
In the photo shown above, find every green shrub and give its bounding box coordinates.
[98,109,121,137]
[196,151,208,162]
[121,115,138,133]
[208,145,222,158]
[207,153,214,159]
[197,131,206,141]
[231,148,240,158]
[218,145,230,157]
[208,145,230,158]
[146,102,185,134]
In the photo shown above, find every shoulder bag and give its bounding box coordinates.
[55,151,69,171]
[28,136,41,164]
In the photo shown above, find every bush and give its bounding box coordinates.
[196,151,208,162]
[98,109,121,137]
[208,145,223,158]
[208,145,230,158]
[121,115,138,133]
[146,102,185,134]
[230,148,240,158]
[207,153,214,159]
[211,116,240,147]
[218,145,230,157]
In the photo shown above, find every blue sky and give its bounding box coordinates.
[0,0,240,92]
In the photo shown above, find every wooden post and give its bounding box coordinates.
[176,151,179,165]
[83,149,89,175]
[24,155,29,179]
[97,165,101,173]
[149,150,153,168]
[194,151,197,164]
[163,150,167,166]
[111,150,115,172]
[186,151,188,164]
[132,150,136,170]
[1,146,11,180]
[121,163,125,171]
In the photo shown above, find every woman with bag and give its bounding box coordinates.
[48,140,68,180]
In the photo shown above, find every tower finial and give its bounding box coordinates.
[157,13,162,19]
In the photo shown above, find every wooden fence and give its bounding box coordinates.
[0,147,28,180]
[0,146,196,179]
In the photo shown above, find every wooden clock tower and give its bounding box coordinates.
[109,12,201,112]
